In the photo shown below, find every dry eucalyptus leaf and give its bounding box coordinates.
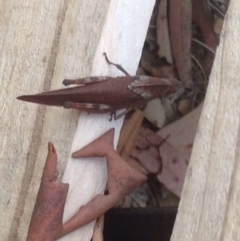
[132,127,187,197]
[169,0,192,86]
[157,0,173,63]
[192,0,219,78]
[158,103,203,161]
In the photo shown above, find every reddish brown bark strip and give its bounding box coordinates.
[27,143,69,241]
[61,129,147,236]
[27,130,147,240]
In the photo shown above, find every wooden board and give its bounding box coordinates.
[0,1,109,240]
[171,0,240,240]
[0,0,155,240]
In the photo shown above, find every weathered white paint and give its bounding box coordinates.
[58,0,156,240]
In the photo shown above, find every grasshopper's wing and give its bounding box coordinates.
[128,76,181,100]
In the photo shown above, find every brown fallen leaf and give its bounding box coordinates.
[157,140,188,197]
[192,0,219,78]
[134,99,200,194]
[117,109,144,159]
[157,0,173,63]
[169,0,192,87]
[158,103,203,161]
[131,127,187,197]
[131,103,203,197]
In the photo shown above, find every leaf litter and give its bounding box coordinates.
[117,0,229,209]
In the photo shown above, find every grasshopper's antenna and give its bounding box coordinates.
[103,52,130,76]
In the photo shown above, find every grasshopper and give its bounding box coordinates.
[17,53,182,119]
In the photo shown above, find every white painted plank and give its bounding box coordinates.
[58,0,156,240]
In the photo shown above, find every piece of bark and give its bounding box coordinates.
[62,129,147,235]
[27,130,146,240]
[27,143,69,241]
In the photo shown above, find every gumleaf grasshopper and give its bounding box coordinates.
[17,53,182,119]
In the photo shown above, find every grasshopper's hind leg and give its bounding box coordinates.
[110,108,133,121]
[103,53,130,76]
[64,102,129,121]
[63,76,110,86]
[63,102,113,112]
[63,53,130,87]
[64,102,119,122]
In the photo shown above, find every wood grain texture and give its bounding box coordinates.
[171,0,240,240]
[0,0,156,240]
[0,0,109,240]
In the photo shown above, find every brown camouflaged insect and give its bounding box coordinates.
[17,53,182,119]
